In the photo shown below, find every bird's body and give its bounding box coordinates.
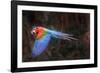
[31,26,77,57]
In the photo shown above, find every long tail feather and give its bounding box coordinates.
[46,29,77,41]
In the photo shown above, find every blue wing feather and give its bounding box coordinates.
[47,29,77,40]
[32,34,51,57]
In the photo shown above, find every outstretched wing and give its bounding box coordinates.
[47,29,77,41]
[32,34,51,57]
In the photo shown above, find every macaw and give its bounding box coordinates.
[31,26,77,57]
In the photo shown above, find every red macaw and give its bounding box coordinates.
[31,26,77,57]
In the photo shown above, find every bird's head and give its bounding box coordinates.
[31,26,46,39]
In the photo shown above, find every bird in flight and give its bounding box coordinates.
[31,26,77,57]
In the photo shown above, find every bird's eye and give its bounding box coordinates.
[36,31,38,34]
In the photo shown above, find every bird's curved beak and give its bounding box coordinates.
[31,30,36,35]
[31,30,37,38]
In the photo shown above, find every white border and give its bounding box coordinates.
[17,5,94,68]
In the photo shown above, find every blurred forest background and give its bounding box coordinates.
[22,10,90,62]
